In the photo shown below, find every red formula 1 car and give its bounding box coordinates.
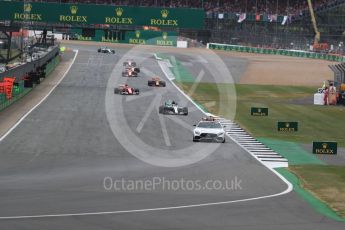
[114,84,140,95]
[148,77,166,87]
[122,68,138,77]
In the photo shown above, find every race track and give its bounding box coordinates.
[0,44,344,229]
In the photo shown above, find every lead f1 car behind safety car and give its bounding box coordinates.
[148,77,166,87]
[97,47,115,54]
[159,100,188,115]
[114,84,139,95]
[193,121,225,143]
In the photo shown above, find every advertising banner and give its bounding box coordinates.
[0,1,204,29]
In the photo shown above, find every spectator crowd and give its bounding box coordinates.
[18,0,345,16]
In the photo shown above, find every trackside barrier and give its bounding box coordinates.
[45,55,61,76]
[207,43,345,62]
[0,77,15,99]
[0,54,61,112]
[0,80,30,112]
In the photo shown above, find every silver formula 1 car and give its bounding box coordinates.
[159,100,188,115]
[98,47,115,54]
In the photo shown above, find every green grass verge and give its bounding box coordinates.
[235,84,345,146]
[287,166,345,220]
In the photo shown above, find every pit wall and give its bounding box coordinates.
[207,43,345,62]
[0,50,60,112]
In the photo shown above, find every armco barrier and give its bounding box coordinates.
[207,43,345,62]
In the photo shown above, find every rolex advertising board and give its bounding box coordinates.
[71,29,177,47]
[277,121,298,132]
[251,107,268,116]
[0,1,204,29]
[313,142,337,155]
[126,30,177,46]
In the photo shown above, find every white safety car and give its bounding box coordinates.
[193,121,225,143]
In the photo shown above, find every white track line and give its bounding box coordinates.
[0,50,78,143]
[0,190,292,220]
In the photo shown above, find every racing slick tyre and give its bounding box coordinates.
[134,89,140,95]
[134,67,140,73]
[160,81,166,87]
[182,107,188,115]
[114,88,120,94]
[159,106,164,114]
[148,81,153,86]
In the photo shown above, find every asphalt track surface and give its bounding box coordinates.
[0,44,344,229]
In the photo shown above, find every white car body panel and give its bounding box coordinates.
[173,105,179,114]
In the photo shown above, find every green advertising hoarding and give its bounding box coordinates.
[251,107,268,116]
[72,29,177,47]
[0,1,204,29]
[277,121,298,132]
[125,30,177,46]
[208,43,345,63]
[312,142,337,155]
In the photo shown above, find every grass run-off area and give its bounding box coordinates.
[176,82,345,147]
[289,165,345,219]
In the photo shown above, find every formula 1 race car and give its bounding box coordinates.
[114,84,140,95]
[123,59,136,67]
[159,100,188,115]
[98,47,115,54]
[148,77,166,87]
[122,68,139,77]
[202,115,220,121]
